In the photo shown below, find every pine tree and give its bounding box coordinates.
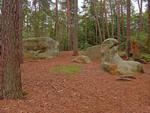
[1,0,24,99]
[126,0,131,57]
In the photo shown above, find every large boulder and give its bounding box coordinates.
[23,37,59,59]
[101,38,144,75]
[83,45,101,61]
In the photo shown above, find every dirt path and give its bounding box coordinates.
[0,51,150,113]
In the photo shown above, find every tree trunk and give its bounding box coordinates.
[0,14,2,99]
[137,0,143,32]
[109,0,114,38]
[19,0,23,64]
[94,18,98,43]
[121,3,125,40]
[148,0,150,50]
[116,0,121,44]
[55,0,59,41]
[72,0,78,56]
[92,0,102,44]
[102,13,106,41]
[1,0,24,99]
[126,0,131,57]
[67,0,73,50]
[32,0,40,37]
[104,0,110,38]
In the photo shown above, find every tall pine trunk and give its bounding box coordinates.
[93,0,102,43]
[109,0,114,38]
[116,0,121,44]
[121,3,125,40]
[1,0,24,99]
[55,0,59,41]
[0,13,2,99]
[148,0,150,50]
[67,0,73,50]
[137,0,143,32]
[126,0,131,57]
[72,0,78,56]
[103,0,110,38]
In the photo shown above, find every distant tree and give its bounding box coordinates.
[116,0,121,44]
[67,0,72,50]
[137,0,143,32]
[72,0,79,55]
[120,0,125,40]
[103,0,110,39]
[55,0,59,41]
[92,0,102,43]
[1,0,24,99]
[32,0,40,37]
[108,0,115,38]
[126,0,131,57]
[67,0,78,55]
[0,0,2,10]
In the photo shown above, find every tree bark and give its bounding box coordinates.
[104,0,110,38]
[108,0,114,38]
[126,0,131,57]
[148,0,150,50]
[121,2,125,40]
[67,0,73,50]
[137,0,143,32]
[72,0,78,56]
[1,0,24,99]
[32,0,40,37]
[19,0,23,64]
[116,0,121,44]
[102,12,106,41]
[0,13,2,99]
[92,0,102,43]
[55,0,59,41]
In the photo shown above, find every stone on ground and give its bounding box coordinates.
[72,55,91,64]
[83,45,101,61]
[101,38,144,75]
[23,37,59,59]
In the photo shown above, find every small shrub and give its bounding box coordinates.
[140,53,150,62]
[79,41,92,50]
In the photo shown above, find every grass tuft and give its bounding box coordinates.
[51,65,81,75]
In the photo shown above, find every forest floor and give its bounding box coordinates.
[0,51,150,113]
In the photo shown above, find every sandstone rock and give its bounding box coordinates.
[23,37,59,59]
[101,38,144,75]
[72,55,91,64]
[84,45,101,61]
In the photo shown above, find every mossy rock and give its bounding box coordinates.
[23,37,59,59]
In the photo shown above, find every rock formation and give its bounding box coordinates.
[101,38,144,75]
[23,37,59,59]
[72,55,91,64]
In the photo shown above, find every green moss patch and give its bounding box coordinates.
[51,65,81,75]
